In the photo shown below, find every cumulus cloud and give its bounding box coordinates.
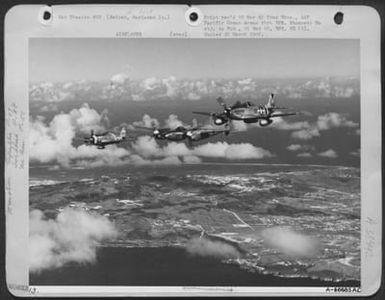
[30,81,70,102]
[132,114,159,128]
[30,209,118,273]
[262,227,320,257]
[30,77,359,103]
[297,152,312,158]
[73,146,132,168]
[29,104,131,167]
[291,128,320,140]
[40,103,59,112]
[284,77,359,99]
[238,78,253,85]
[131,114,195,131]
[142,77,161,90]
[185,237,241,259]
[271,118,310,131]
[317,149,338,158]
[287,144,302,151]
[287,144,315,153]
[289,112,358,140]
[131,136,162,157]
[195,142,273,160]
[317,112,358,130]
[110,73,130,85]
[183,155,202,164]
[187,92,201,101]
[164,114,185,129]
[131,136,273,160]
[266,111,359,141]
[162,76,178,97]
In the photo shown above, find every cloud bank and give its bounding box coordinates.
[132,114,159,128]
[262,227,320,257]
[29,103,130,167]
[30,209,118,273]
[293,112,358,140]
[132,136,273,160]
[30,77,359,103]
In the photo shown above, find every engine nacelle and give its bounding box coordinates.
[259,118,273,127]
[214,117,226,125]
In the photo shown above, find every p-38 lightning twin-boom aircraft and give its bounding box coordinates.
[80,127,127,149]
[135,119,230,145]
[193,93,298,127]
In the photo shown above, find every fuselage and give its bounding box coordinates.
[229,105,271,121]
[153,126,226,143]
[89,133,124,148]
[188,128,227,141]
[155,127,187,141]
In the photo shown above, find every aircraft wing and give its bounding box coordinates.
[269,112,298,118]
[192,111,214,116]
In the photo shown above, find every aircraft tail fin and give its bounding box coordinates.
[120,127,126,139]
[90,129,94,136]
[267,93,275,108]
[192,118,198,129]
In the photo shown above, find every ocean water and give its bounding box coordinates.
[30,246,360,287]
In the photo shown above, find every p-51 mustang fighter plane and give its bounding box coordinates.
[193,94,298,127]
[135,119,230,145]
[80,127,127,149]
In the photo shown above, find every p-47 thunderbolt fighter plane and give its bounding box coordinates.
[135,119,230,145]
[80,127,127,149]
[193,94,298,127]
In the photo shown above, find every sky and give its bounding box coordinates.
[29,38,360,82]
[29,38,360,169]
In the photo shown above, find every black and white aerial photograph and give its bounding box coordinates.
[29,38,360,287]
